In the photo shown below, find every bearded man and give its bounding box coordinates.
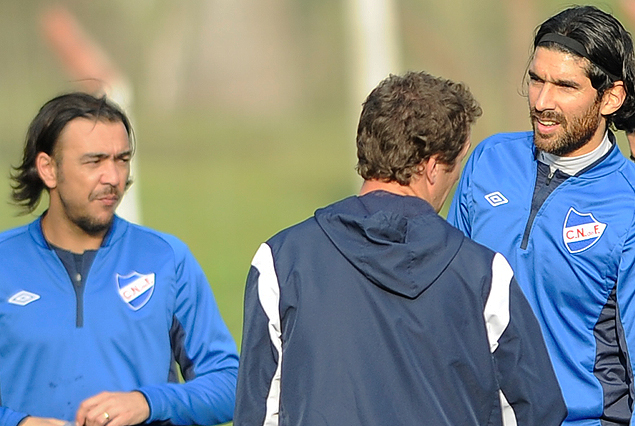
[0,93,238,426]
[448,5,635,426]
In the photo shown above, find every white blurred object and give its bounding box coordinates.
[40,5,142,224]
[107,80,142,225]
[346,0,401,102]
[345,0,402,189]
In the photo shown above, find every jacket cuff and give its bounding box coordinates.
[136,387,162,423]
[13,413,30,426]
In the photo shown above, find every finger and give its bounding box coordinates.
[85,406,114,426]
[76,392,113,425]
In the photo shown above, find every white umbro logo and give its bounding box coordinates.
[8,290,40,306]
[485,191,509,207]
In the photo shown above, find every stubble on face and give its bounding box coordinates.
[56,165,122,236]
[530,94,603,156]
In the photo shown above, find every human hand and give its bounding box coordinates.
[75,391,150,426]
[19,417,69,426]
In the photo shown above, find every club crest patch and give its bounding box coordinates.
[116,272,155,310]
[562,207,606,254]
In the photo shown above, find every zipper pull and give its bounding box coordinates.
[547,168,555,185]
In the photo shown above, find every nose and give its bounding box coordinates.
[101,159,123,187]
[533,83,556,112]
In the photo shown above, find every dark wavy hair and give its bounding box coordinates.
[11,92,133,214]
[533,5,635,132]
[356,71,481,185]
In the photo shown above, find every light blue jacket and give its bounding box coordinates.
[0,215,238,426]
[448,131,635,425]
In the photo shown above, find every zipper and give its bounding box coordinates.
[73,272,84,328]
[520,164,568,250]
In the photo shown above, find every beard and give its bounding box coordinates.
[530,97,602,156]
[72,215,113,236]
[57,183,121,237]
[59,194,117,236]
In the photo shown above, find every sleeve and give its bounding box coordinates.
[615,220,635,423]
[137,244,239,426]
[0,408,28,426]
[446,145,476,236]
[234,243,282,426]
[485,253,567,426]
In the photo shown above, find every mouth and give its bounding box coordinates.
[533,115,562,136]
[91,189,120,207]
[96,195,120,207]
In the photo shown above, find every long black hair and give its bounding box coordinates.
[533,5,635,132]
[11,92,133,214]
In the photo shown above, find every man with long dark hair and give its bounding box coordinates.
[0,93,238,426]
[449,5,635,425]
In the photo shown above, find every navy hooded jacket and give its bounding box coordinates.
[235,191,566,425]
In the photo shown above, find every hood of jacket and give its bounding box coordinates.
[314,191,465,299]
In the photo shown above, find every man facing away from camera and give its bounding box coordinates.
[0,92,238,426]
[234,71,566,426]
[449,5,635,425]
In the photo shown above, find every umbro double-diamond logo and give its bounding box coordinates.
[8,290,40,306]
[485,191,509,207]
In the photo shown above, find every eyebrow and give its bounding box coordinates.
[81,150,132,161]
[528,69,582,89]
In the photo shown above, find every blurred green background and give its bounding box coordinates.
[0,0,633,379]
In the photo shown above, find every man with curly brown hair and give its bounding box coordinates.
[235,71,566,426]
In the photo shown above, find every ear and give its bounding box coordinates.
[600,81,626,116]
[423,155,440,186]
[36,152,58,189]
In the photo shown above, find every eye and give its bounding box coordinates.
[528,72,542,82]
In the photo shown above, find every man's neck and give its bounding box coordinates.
[359,179,420,198]
[41,212,106,254]
[539,131,611,176]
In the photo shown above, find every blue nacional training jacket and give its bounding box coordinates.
[448,131,635,425]
[234,191,566,426]
[0,215,239,426]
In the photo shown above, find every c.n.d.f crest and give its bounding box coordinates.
[562,207,607,254]
[116,271,155,310]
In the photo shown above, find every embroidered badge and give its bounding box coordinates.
[562,207,607,254]
[8,290,40,306]
[116,272,155,310]
[485,191,509,207]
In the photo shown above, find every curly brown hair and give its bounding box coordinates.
[356,71,481,185]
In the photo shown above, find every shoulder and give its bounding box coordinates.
[454,233,497,267]
[471,131,533,159]
[591,146,635,199]
[451,235,512,296]
[0,221,34,248]
[112,217,191,259]
[617,155,635,191]
[266,216,321,252]
[460,131,535,183]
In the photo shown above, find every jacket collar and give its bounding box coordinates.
[28,214,129,250]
